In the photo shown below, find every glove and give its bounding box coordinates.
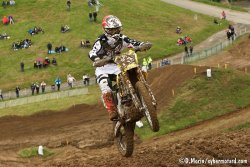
[93,56,112,67]
[135,42,152,52]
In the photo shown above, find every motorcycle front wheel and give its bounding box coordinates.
[114,122,135,157]
[135,81,159,132]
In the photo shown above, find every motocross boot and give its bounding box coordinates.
[103,92,118,121]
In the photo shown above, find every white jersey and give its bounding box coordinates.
[89,33,143,79]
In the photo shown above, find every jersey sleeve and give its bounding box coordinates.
[122,34,143,48]
[88,40,101,61]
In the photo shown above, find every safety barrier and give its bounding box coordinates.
[0,88,89,109]
[184,25,250,64]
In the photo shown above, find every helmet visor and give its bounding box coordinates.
[105,27,121,35]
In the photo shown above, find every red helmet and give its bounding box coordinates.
[102,15,122,36]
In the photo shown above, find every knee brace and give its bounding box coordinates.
[97,74,111,94]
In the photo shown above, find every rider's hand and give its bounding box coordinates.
[135,42,152,52]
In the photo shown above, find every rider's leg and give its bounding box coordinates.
[98,74,118,120]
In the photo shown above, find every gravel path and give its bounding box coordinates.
[161,0,250,24]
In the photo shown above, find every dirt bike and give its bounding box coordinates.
[94,42,159,157]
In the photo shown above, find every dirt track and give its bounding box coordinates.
[0,62,249,166]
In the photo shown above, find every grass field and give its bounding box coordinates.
[0,0,228,91]
[136,69,250,139]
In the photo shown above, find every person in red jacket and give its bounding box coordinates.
[2,16,9,25]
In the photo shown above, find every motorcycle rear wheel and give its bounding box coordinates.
[135,81,159,132]
[114,122,135,157]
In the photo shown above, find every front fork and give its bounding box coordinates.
[137,68,157,107]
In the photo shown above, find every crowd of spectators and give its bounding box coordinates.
[28,26,44,36]
[34,57,57,68]
[2,15,14,25]
[160,58,171,66]
[55,45,68,53]
[176,36,192,46]
[12,39,32,50]
[2,0,15,8]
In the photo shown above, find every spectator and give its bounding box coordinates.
[85,40,91,47]
[89,13,93,22]
[47,42,52,54]
[2,16,9,25]
[80,40,91,48]
[20,61,24,72]
[35,82,40,94]
[52,57,57,65]
[8,15,14,24]
[160,58,171,66]
[228,24,235,40]
[93,12,97,22]
[80,40,85,47]
[61,25,70,33]
[30,83,35,95]
[44,57,50,67]
[147,56,152,70]
[41,81,46,93]
[141,64,148,80]
[2,1,6,8]
[176,26,182,34]
[0,89,3,100]
[9,0,15,5]
[66,0,71,10]
[83,74,90,86]
[184,45,189,57]
[142,58,148,71]
[67,74,76,88]
[189,45,193,56]
[37,61,42,68]
[15,86,20,98]
[226,29,232,40]
[55,77,61,91]
[221,11,226,20]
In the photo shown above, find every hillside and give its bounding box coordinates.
[0,0,227,91]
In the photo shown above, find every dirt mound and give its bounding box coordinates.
[148,64,208,108]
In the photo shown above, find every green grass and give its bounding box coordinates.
[0,0,228,91]
[228,121,250,131]
[192,0,249,12]
[0,85,100,117]
[18,147,54,158]
[136,69,250,139]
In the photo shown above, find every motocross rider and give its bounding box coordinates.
[89,15,151,121]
